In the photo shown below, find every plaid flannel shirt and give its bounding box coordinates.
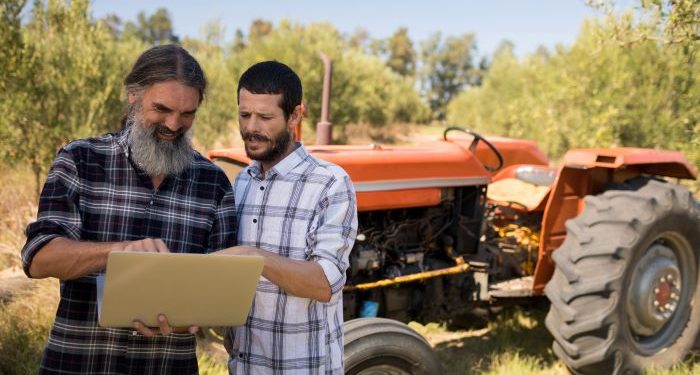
[229,144,357,375]
[21,128,237,374]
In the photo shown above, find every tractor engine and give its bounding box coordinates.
[343,185,543,323]
[345,186,482,322]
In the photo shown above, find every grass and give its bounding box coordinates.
[197,351,228,375]
[410,302,564,374]
[410,303,699,374]
[0,278,58,374]
[3,282,696,374]
[0,165,37,271]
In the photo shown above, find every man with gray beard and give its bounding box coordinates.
[127,99,194,177]
[21,45,237,374]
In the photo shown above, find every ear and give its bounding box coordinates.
[128,91,138,105]
[287,104,303,130]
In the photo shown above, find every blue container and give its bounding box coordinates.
[359,300,379,318]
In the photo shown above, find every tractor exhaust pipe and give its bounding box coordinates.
[316,52,332,145]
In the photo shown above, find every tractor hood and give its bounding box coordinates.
[209,137,549,211]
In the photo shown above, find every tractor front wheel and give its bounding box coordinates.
[343,318,443,375]
[545,177,700,374]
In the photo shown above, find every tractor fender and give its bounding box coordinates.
[532,147,697,294]
[563,147,697,180]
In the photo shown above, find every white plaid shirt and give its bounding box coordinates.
[229,144,357,374]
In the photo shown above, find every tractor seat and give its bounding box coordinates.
[487,165,556,211]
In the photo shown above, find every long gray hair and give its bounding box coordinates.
[123,45,204,176]
[121,45,207,126]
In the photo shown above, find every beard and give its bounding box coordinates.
[126,104,194,177]
[241,128,292,162]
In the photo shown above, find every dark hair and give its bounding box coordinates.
[125,44,207,103]
[237,61,302,120]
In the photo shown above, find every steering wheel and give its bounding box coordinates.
[443,126,504,172]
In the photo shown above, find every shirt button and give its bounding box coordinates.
[149,200,153,205]
[238,353,244,359]
[252,219,257,224]
[259,186,265,191]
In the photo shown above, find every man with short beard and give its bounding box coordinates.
[21,45,237,374]
[218,61,358,374]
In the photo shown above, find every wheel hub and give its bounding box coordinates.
[627,244,682,337]
[653,274,681,317]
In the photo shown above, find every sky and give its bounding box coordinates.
[90,1,628,58]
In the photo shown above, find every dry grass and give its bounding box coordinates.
[0,278,58,374]
[410,303,699,374]
[410,301,563,374]
[0,275,698,374]
[197,350,228,375]
[0,165,37,270]
[336,122,435,145]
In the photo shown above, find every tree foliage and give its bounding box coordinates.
[386,27,416,76]
[2,0,697,196]
[0,0,144,193]
[224,20,430,144]
[447,0,699,175]
[421,32,480,120]
[123,8,179,45]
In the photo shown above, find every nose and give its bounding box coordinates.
[244,115,263,132]
[163,114,183,132]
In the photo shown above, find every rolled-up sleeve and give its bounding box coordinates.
[22,148,82,276]
[307,174,358,298]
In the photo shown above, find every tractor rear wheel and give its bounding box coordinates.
[343,318,443,375]
[545,177,700,374]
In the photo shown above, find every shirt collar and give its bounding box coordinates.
[248,143,308,180]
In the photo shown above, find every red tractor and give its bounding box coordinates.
[210,125,698,374]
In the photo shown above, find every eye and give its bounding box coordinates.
[154,105,170,113]
[239,113,251,118]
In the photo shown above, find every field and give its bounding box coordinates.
[1,128,699,374]
[2,276,698,374]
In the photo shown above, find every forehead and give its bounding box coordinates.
[142,80,200,109]
[238,89,283,113]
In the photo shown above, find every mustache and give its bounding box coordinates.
[241,132,270,142]
[154,124,185,139]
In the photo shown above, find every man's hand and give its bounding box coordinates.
[215,245,332,302]
[132,314,199,337]
[29,237,171,279]
[216,245,259,257]
[122,238,170,253]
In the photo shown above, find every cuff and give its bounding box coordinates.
[316,258,345,296]
[21,234,61,277]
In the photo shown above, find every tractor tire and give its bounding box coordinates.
[343,317,443,375]
[545,177,700,374]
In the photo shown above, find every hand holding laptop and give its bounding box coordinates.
[122,238,170,254]
[132,313,199,337]
[99,251,264,330]
[118,239,200,336]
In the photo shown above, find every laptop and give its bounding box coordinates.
[97,252,263,328]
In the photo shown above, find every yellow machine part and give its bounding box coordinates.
[344,261,470,292]
[495,223,540,275]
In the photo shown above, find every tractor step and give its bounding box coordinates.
[488,276,534,298]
